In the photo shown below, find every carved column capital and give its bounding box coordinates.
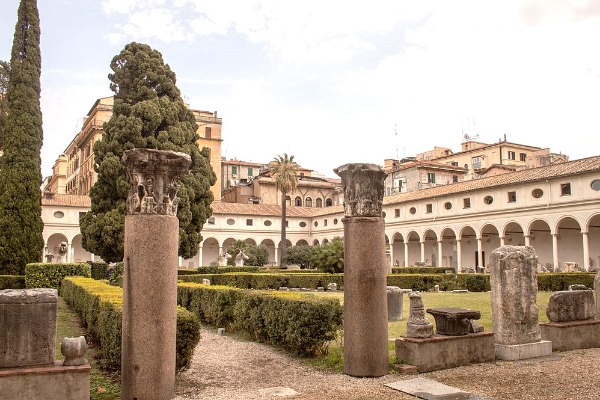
[121,148,191,216]
[334,163,386,217]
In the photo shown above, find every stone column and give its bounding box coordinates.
[198,244,204,267]
[490,245,551,360]
[582,232,590,272]
[420,240,425,264]
[524,235,530,247]
[67,242,73,263]
[437,240,443,269]
[476,237,483,271]
[404,241,409,266]
[456,239,462,273]
[121,148,191,400]
[334,163,388,378]
[552,233,559,271]
[499,236,505,247]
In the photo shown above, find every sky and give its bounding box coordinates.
[1,0,600,179]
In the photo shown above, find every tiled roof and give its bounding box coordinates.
[41,194,91,207]
[211,202,316,217]
[383,155,600,205]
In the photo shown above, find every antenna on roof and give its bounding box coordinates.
[394,123,399,159]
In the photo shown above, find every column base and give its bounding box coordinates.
[494,340,552,361]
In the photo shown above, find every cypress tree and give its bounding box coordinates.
[0,0,44,274]
[80,42,216,263]
[0,61,10,154]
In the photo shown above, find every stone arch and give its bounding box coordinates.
[440,227,458,270]
[45,233,68,263]
[296,239,309,246]
[71,234,93,263]
[244,238,257,246]
[391,232,405,267]
[406,230,421,267]
[423,229,438,267]
[585,213,600,271]
[200,237,219,266]
[480,223,501,271]
[295,196,302,206]
[316,198,323,208]
[555,216,583,271]
[322,238,330,244]
[458,225,477,272]
[502,221,525,246]
[312,239,320,246]
[305,197,313,207]
[260,239,276,265]
[527,219,552,270]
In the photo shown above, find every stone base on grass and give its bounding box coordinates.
[494,340,552,361]
[0,361,90,400]
[540,319,600,351]
[395,332,495,373]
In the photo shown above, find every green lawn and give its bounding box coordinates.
[309,290,553,371]
[56,297,121,400]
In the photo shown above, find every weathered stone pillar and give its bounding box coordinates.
[490,245,551,360]
[121,148,191,400]
[334,163,388,378]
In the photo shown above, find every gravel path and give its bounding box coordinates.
[174,328,600,400]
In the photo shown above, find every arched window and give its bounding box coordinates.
[285,195,291,206]
[316,198,323,208]
[305,197,313,207]
[325,198,333,207]
[295,196,302,206]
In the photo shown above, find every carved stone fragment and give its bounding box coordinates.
[546,290,595,322]
[406,292,434,338]
[121,148,191,216]
[333,163,386,217]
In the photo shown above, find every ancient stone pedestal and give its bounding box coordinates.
[387,286,403,321]
[335,163,388,378]
[395,332,495,373]
[540,320,600,351]
[121,148,191,400]
[426,308,481,336]
[0,288,57,368]
[490,246,552,360]
[406,292,434,338]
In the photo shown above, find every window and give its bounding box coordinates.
[561,183,572,196]
[532,188,544,198]
[444,202,452,210]
[591,180,600,191]
[508,151,516,160]
[484,195,494,205]
[285,196,291,206]
[305,197,313,207]
[226,218,235,225]
[451,161,459,166]
[54,211,65,218]
[205,126,212,138]
[246,219,253,226]
[299,221,307,227]
[285,221,289,228]
[382,211,386,218]
[508,191,517,202]
[333,218,338,224]
[314,221,319,227]
[520,153,527,162]
[427,173,436,184]
[231,166,237,175]
[264,220,272,226]
[325,198,333,207]
[426,204,433,213]
[464,164,469,170]
[248,167,253,176]
[295,196,302,206]
[207,217,215,225]
[409,207,417,215]
[316,198,323,207]
[472,157,481,169]
[452,175,459,183]
[324,219,328,227]
[394,208,400,218]
[463,198,471,208]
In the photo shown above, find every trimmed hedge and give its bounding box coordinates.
[25,263,91,290]
[537,273,595,291]
[61,277,201,371]
[179,273,345,290]
[0,275,26,289]
[89,262,110,280]
[194,266,260,274]
[391,267,454,274]
[177,283,343,356]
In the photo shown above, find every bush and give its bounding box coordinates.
[25,263,91,290]
[311,237,344,273]
[89,262,110,280]
[537,273,595,291]
[108,262,123,286]
[179,273,345,290]
[391,267,453,274]
[0,275,25,289]
[61,277,201,371]
[195,266,260,274]
[462,274,490,292]
[284,245,313,269]
[177,283,343,356]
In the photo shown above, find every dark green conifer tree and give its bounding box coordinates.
[0,0,44,274]
[80,42,216,263]
[0,61,10,154]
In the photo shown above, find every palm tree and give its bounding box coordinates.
[271,153,299,267]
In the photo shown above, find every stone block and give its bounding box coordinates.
[0,288,57,368]
[395,332,495,373]
[546,290,595,322]
[387,286,403,321]
[0,362,90,400]
[494,340,552,361]
[540,320,600,351]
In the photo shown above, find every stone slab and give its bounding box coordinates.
[540,319,600,351]
[385,377,489,400]
[0,361,90,400]
[494,340,552,361]
[395,332,495,373]
[258,386,300,397]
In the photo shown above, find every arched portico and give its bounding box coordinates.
[555,216,583,271]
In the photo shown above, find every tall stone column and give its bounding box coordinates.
[121,148,191,400]
[334,163,388,378]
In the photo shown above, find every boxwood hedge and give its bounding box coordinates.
[25,262,91,290]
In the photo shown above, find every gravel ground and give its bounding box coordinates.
[174,328,600,400]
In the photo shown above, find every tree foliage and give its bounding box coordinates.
[0,0,43,274]
[80,42,216,263]
[284,245,313,269]
[271,153,298,266]
[310,237,344,274]
[226,240,270,267]
[0,61,10,153]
